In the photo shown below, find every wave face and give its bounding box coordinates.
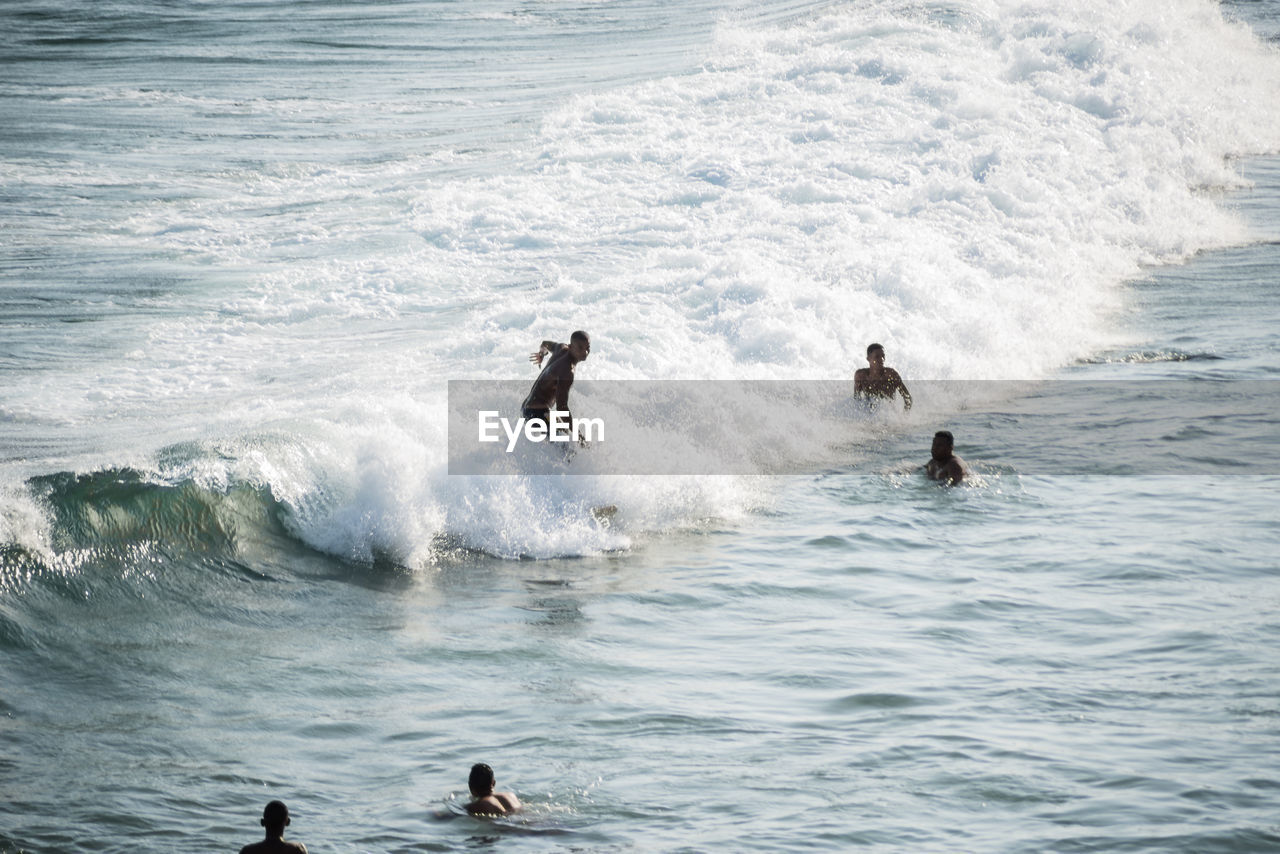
[0,467,298,599]
[2,0,1280,566]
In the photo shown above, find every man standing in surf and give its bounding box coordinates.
[854,342,912,411]
[523,330,590,437]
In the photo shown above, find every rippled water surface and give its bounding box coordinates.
[2,1,1279,851]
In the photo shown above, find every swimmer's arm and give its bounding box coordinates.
[891,370,912,410]
[853,368,868,396]
[529,340,562,366]
[496,792,522,812]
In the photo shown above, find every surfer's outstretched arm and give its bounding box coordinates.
[529,340,562,366]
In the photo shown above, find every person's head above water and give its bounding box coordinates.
[569,330,590,362]
[931,430,954,459]
[866,342,886,367]
[469,763,496,798]
[261,801,291,834]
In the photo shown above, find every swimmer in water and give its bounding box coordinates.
[239,801,308,854]
[466,763,522,817]
[925,430,966,485]
[854,343,912,410]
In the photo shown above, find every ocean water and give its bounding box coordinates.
[2,0,1279,851]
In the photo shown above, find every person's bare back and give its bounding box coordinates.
[240,839,307,854]
[465,763,522,817]
[466,792,521,817]
[239,801,308,854]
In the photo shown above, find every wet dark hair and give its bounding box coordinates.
[934,430,954,446]
[469,763,495,796]
[262,800,289,828]
[570,330,590,344]
[866,342,884,356]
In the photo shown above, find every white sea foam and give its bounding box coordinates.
[3,0,1280,563]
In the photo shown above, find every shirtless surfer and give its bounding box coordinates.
[465,763,522,817]
[854,343,912,410]
[523,330,590,438]
[925,430,966,485]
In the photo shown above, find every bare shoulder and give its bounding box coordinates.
[240,842,307,854]
[466,797,503,816]
[468,793,521,816]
